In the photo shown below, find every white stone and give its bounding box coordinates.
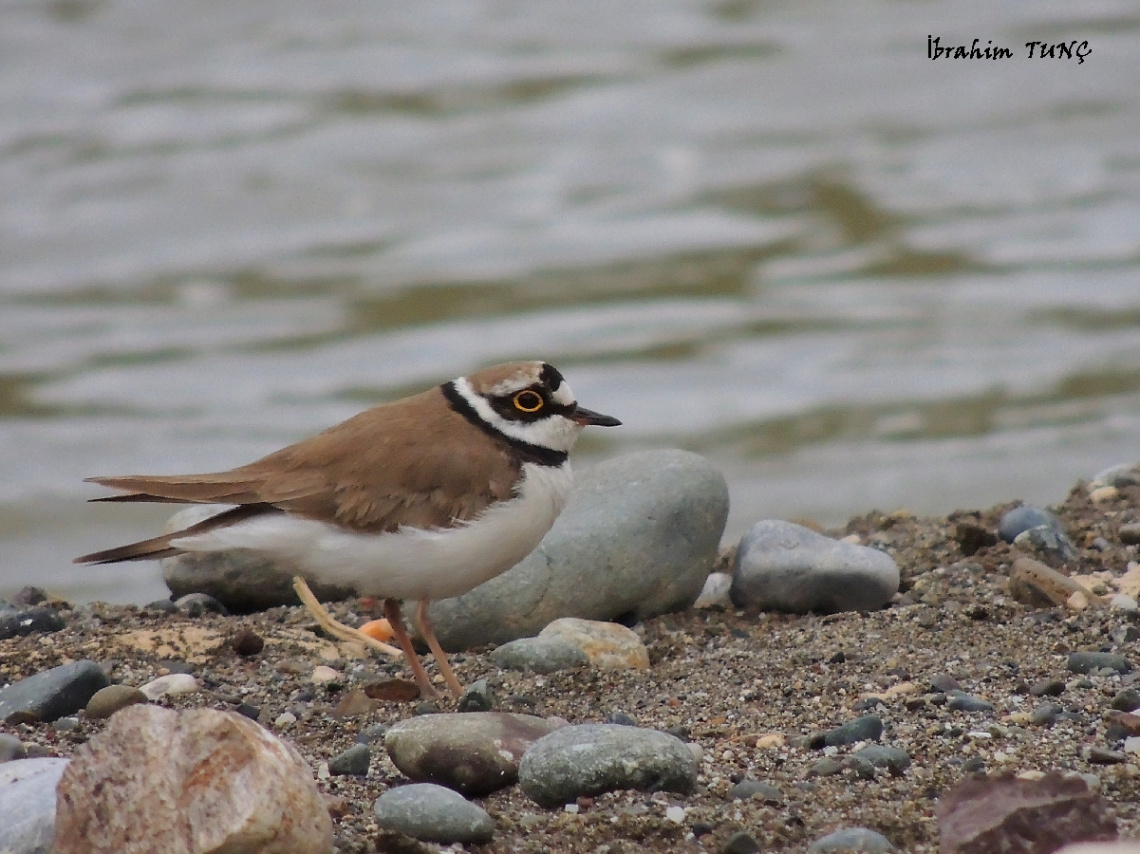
[139,673,199,700]
[54,705,332,854]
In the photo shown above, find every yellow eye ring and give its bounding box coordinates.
[513,390,544,413]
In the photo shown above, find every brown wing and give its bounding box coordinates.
[84,387,523,534]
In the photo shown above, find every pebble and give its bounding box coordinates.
[456,678,494,713]
[373,783,494,845]
[536,618,649,669]
[821,714,884,747]
[139,673,200,700]
[173,592,229,617]
[310,666,340,685]
[1119,523,1140,546]
[1029,678,1066,697]
[723,830,762,854]
[1112,689,1140,712]
[807,826,897,853]
[490,636,590,674]
[947,691,995,713]
[730,520,899,613]
[0,606,66,640]
[1091,462,1140,488]
[1032,703,1063,726]
[0,757,71,854]
[1067,652,1131,675]
[385,712,565,796]
[230,627,265,656]
[53,705,332,854]
[328,743,371,776]
[0,734,26,763]
[161,505,356,611]
[417,450,728,649]
[729,778,784,802]
[1013,525,1080,565]
[0,660,110,724]
[854,745,912,774]
[694,572,733,609]
[518,723,698,808]
[998,505,1064,543]
[84,685,149,720]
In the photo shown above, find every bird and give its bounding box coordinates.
[75,360,621,699]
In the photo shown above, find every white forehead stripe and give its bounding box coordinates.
[452,376,583,453]
[551,382,575,406]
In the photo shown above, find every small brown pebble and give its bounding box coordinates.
[331,689,380,718]
[85,685,148,720]
[1119,522,1140,546]
[363,679,420,702]
[230,627,265,657]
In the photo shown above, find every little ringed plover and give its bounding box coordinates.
[75,361,621,698]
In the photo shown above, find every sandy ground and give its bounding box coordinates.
[3,480,1140,853]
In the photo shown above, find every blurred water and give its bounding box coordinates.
[2,0,1139,603]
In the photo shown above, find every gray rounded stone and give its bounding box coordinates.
[731,521,899,614]
[373,783,493,844]
[490,636,590,674]
[422,450,728,650]
[518,723,697,807]
[328,744,371,777]
[0,757,70,854]
[0,661,110,724]
[823,715,884,747]
[385,712,564,796]
[729,778,783,802]
[947,691,994,713]
[807,826,897,852]
[854,745,911,774]
[999,506,1063,543]
[0,733,27,763]
[1068,652,1131,675]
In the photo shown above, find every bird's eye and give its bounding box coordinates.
[513,390,544,413]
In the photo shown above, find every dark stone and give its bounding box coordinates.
[1068,652,1131,675]
[234,703,260,721]
[954,522,997,556]
[854,745,911,774]
[823,714,883,747]
[604,712,637,727]
[329,744,371,776]
[937,772,1116,854]
[723,831,761,854]
[230,628,264,657]
[456,679,494,713]
[1111,689,1140,712]
[1031,704,1063,727]
[0,608,66,640]
[948,691,994,713]
[1029,679,1065,697]
[0,661,110,723]
[1118,522,1140,545]
[729,778,783,803]
[930,673,963,692]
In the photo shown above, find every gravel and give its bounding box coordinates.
[4,483,1140,851]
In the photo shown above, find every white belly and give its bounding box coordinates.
[170,462,573,601]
